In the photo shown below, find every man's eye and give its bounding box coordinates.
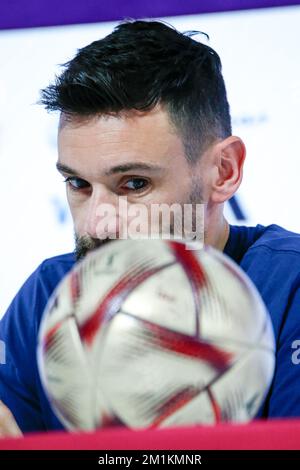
[64,177,90,190]
[122,178,149,191]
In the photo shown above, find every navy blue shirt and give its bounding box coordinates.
[1,224,300,432]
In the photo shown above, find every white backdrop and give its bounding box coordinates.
[0,5,299,315]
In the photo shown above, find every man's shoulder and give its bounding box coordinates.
[225,223,300,265]
[38,252,76,274]
[249,224,300,256]
[229,223,300,290]
[1,252,76,324]
[1,253,75,329]
[26,252,76,294]
[241,224,300,278]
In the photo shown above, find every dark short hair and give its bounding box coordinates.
[41,20,232,162]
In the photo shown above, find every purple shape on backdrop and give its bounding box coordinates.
[0,0,300,30]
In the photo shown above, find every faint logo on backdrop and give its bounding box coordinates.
[232,113,268,127]
[228,195,246,221]
[50,196,71,225]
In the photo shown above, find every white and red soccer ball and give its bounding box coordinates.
[38,239,275,430]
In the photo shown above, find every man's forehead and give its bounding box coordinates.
[58,106,177,134]
[57,107,185,173]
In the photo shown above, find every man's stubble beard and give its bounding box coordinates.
[75,234,112,261]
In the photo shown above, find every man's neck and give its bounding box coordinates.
[205,216,230,252]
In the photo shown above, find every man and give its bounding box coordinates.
[1,20,300,436]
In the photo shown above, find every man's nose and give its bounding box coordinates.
[83,188,119,240]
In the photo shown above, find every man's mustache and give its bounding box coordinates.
[75,235,113,260]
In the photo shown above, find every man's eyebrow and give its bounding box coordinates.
[56,162,79,175]
[104,162,164,176]
[56,161,164,177]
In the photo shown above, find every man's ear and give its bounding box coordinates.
[210,136,246,203]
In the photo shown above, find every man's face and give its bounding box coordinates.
[57,107,213,258]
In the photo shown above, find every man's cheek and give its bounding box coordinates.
[71,210,86,237]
